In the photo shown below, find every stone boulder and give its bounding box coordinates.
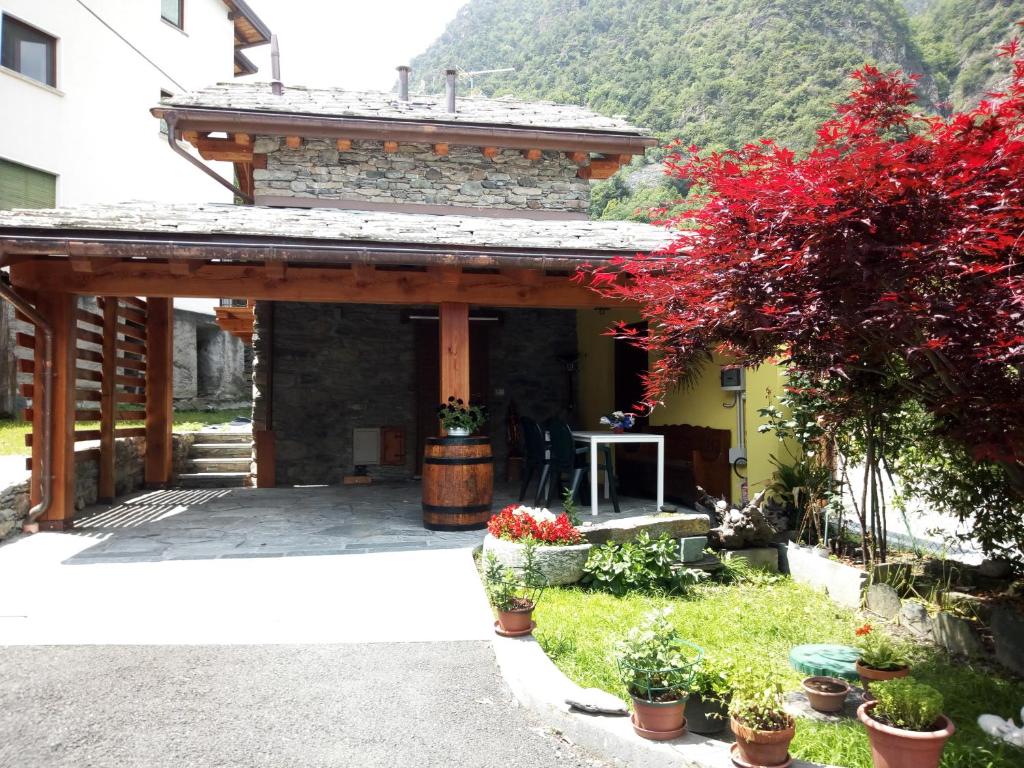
[933,611,985,657]
[483,534,591,586]
[866,583,903,620]
[991,605,1024,676]
[580,512,710,546]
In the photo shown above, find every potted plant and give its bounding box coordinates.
[729,668,796,767]
[483,504,590,586]
[857,677,955,768]
[687,657,733,735]
[854,623,911,690]
[484,538,544,636]
[437,396,487,436]
[616,608,702,740]
[801,676,851,714]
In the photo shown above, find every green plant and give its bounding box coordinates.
[869,677,945,731]
[484,539,544,612]
[437,396,487,433]
[582,531,706,595]
[854,623,911,671]
[615,608,702,702]
[561,487,581,527]
[690,655,736,703]
[729,667,794,732]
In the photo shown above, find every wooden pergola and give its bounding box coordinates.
[0,202,670,530]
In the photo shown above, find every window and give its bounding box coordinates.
[0,159,56,210]
[1,15,56,87]
[161,0,184,29]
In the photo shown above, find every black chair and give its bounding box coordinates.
[518,416,551,505]
[545,419,621,514]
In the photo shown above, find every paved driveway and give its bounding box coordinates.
[0,485,626,767]
[0,642,611,768]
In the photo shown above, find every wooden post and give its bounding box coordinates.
[439,302,470,434]
[32,292,76,530]
[253,301,276,488]
[98,297,117,501]
[144,297,173,487]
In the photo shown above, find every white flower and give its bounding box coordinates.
[715,500,728,511]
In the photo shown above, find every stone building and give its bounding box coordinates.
[0,70,685,531]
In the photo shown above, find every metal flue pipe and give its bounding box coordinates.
[397,65,410,101]
[271,34,283,96]
[445,68,457,113]
[0,272,52,531]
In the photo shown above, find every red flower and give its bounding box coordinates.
[486,506,582,545]
[855,623,872,637]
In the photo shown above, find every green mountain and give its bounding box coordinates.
[910,0,1024,107]
[410,0,1023,219]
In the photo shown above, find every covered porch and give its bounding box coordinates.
[0,201,673,531]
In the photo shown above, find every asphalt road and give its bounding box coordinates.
[0,641,613,768]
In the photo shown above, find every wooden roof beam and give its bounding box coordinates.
[336,139,352,151]
[522,148,542,161]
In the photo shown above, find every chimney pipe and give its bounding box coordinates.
[271,34,283,96]
[445,68,457,113]
[397,65,410,101]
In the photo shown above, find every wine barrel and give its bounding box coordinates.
[422,436,493,531]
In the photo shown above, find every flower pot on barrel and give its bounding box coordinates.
[485,539,545,636]
[854,623,911,691]
[616,608,702,741]
[422,397,491,531]
[857,678,954,768]
[729,669,796,767]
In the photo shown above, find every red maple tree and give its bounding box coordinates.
[585,42,1024,508]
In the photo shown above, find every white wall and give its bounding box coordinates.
[0,0,237,205]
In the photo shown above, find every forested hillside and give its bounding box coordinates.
[411,0,1024,219]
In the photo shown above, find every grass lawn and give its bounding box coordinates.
[0,408,250,456]
[533,578,1024,768]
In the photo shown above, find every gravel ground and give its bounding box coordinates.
[0,641,613,768]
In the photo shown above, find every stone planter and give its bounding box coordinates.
[483,533,591,586]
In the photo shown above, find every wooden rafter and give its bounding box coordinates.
[11,259,624,310]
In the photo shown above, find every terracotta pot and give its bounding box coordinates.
[731,716,796,767]
[857,701,955,768]
[801,676,850,713]
[496,607,534,634]
[631,696,686,739]
[855,659,909,691]
[687,692,729,735]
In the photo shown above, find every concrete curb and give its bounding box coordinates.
[492,633,833,768]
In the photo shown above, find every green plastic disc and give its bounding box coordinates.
[789,644,860,682]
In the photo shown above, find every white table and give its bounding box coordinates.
[572,431,665,516]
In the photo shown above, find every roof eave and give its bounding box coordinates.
[223,0,272,48]
[150,106,658,155]
[233,50,258,77]
[0,229,653,271]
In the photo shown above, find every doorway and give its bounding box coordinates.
[413,320,491,475]
[613,322,649,430]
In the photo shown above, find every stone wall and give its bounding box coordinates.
[173,308,249,409]
[0,435,147,540]
[256,303,577,486]
[253,138,591,213]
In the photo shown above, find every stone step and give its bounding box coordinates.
[190,442,252,459]
[175,472,249,488]
[186,457,251,473]
[188,430,252,445]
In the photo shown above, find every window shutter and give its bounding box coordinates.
[0,159,56,209]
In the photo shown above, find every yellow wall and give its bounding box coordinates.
[576,309,790,503]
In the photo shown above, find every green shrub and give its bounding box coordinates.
[582,531,705,595]
[870,677,945,732]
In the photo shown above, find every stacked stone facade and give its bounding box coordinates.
[253,302,578,486]
[252,138,591,213]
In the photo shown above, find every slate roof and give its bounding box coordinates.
[0,202,677,257]
[159,83,649,135]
